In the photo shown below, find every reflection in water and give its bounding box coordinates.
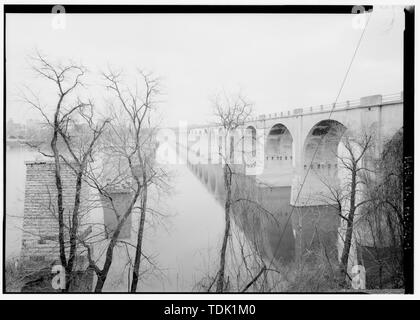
[189,163,296,265]
[189,163,339,269]
[135,163,227,291]
[6,146,228,291]
[6,145,337,291]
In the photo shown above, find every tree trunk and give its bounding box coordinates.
[216,164,232,292]
[94,184,141,292]
[94,273,106,292]
[297,208,303,271]
[66,170,84,291]
[340,167,357,284]
[130,180,148,292]
[51,106,68,291]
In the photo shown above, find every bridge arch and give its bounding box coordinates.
[260,123,294,186]
[303,119,347,170]
[265,123,293,159]
[302,119,348,203]
[217,127,224,163]
[243,125,257,164]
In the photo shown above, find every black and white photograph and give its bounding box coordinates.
[1,3,415,299]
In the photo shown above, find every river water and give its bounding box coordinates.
[6,144,340,292]
[5,145,235,291]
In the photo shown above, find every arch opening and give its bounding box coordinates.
[259,123,293,186]
[217,128,224,164]
[302,119,348,204]
[303,120,347,176]
[243,126,257,166]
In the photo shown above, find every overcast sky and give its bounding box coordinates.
[6,7,404,127]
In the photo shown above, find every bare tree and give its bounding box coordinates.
[211,92,253,292]
[81,68,167,292]
[21,52,109,291]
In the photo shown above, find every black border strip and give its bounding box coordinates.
[403,6,415,295]
[3,5,372,14]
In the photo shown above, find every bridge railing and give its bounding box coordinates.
[247,91,403,122]
[382,92,403,104]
